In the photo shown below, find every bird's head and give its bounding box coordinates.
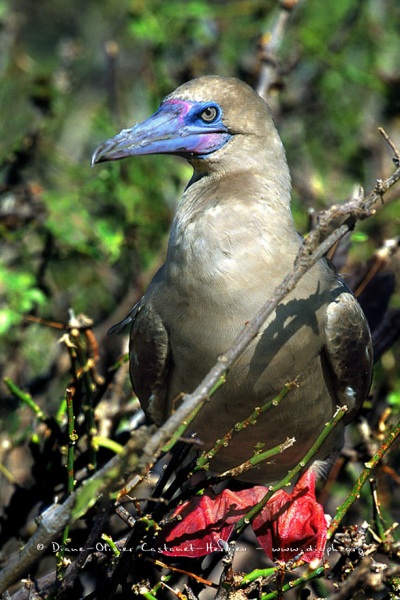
[92,76,285,177]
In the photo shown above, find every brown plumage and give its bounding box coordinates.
[93,76,373,482]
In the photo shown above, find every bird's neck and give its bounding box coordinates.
[182,167,293,229]
[165,135,298,285]
[166,166,299,278]
[187,133,292,217]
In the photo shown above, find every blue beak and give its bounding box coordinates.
[92,99,231,165]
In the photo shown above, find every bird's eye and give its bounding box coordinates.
[200,106,218,122]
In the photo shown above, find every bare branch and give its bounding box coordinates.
[256,1,299,101]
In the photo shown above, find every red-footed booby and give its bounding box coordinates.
[92,76,372,483]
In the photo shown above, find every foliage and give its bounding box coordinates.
[0,0,400,598]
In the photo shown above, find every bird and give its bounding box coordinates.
[92,75,373,483]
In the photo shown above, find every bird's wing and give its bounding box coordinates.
[107,299,144,335]
[323,289,373,420]
[129,298,171,426]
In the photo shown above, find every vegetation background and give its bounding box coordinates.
[0,0,399,598]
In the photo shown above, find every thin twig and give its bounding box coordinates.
[4,377,47,421]
[327,420,400,539]
[256,1,299,101]
[379,127,400,165]
[261,564,327,600]
[56,388,78,579]
[194,380,297,473]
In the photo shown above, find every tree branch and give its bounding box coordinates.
[256,0,300,101]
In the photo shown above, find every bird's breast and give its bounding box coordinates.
[146,202,345,481]
[167,201,296,294]
[161,219,325,389]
